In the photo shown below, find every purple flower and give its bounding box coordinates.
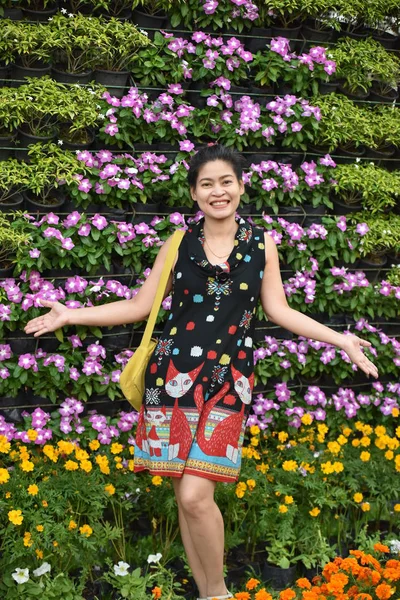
[337,216,347,232]
[168,83,184,95]
[91,214,108,230]
[29,249,41,259]
[179,140,195,152]
[356,223,369,236]
[18,354,37,369]
[104,123,119,136]
[169,212,185,226]
[63,211,82,227]
[78,224,91,237]
[78,178,92,193]
[291,121,302,132]
[0,344,12,361]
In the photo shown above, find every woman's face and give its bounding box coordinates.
[190,159,244,219]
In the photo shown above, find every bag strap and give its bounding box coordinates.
[141,229,185,347]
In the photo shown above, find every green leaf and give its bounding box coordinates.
[55,328,64,343]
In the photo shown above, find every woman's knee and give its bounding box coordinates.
[175,476,215,518]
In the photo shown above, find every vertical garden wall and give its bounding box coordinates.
[0,1,399,599]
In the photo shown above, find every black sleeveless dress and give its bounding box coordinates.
[134,216,266,482]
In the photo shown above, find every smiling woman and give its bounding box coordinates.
[24,144,379,600]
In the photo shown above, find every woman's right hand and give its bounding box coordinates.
[24,299,70,337]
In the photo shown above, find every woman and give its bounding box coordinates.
[25,145,379,600]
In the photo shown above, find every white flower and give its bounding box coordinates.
[147,553,162,564]
[57,140,63,146]
[12,568,30,584]
[33,562,51,577]
[389,539,400,554]
[61,7,67,13]
[113,561,130,576]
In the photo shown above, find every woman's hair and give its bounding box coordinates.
[187,144,246,188]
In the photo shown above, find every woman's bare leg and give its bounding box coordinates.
[173,474,228,598]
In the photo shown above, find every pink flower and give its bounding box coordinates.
[179,140,195,152]
[356,223,369,236]
[91,214,108,230]
[203,0,219,14]
[29,249,41,258]
[168,83,184,95]
[104,123,119,136]
[78,224,91,237]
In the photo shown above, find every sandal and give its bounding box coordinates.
[207,594,233,600]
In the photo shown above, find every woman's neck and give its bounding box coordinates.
[202,215,238,241]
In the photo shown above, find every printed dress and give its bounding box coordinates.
[134,216,266,483]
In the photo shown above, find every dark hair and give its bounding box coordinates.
[187,144,246,188]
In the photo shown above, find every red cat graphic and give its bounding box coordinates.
[147,406,167,457]
[194,365,254,464]
[135,405,150,455]
[166,359,205,460]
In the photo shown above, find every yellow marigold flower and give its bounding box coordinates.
[396,426,400,438]
[309,508,320,517]
[8,509,23,525]
[392,408,399,417]
[89,440,100,451]
[355,421,364,431]
[128,460,135,471]
[75,448,89,461]
[247,479,256,491]
[375,425,386,437]
[95,455,110,475]
[129,445,134,455]
[80,460,92,473]
[69,520,77,530]
[279,505,288,513]
[385,450,394,460]
[256,463,269,473]
[42,500,48,507]
[360,436,371,447]
[361,502,370,512]
[282,460,297,471]
[23,532,33,547]
[352,439,360,447]
[242,447,251,459]
[375,437,387,450]
[114,456,122,463]
[328,441,341,455]
[105,484,115,495]
[318,424,328,434]
[395,456,400,472]
[0,468,10,484]
[5,491,11,498]
[65,460,79,471]
[20,460,34,472]
[353,493,363,503]
[387,437,399,450]
[250,425,260,436]
[250,436,259,447]
[236,482,247,498]
[321,461,335,475]
[53,541,58,547]
[43,445,58,462]
[363,425,372,436]
[301,413,313,426]
[337,435,348,445]
[253,449,261,460]
[394,504,400,512]
[360,451,370,462]
[27,429,38,441]
[285,496,294,504]
[27,484,39,496]
[36,525,44,532]
[0,435,11,453]
[278,432,289,443]
[111,443,123,455]
[79,524,93,537]
[151,475,163,486]
[57,440,75,455]
[333,461,344,473]
[342,427,352,437]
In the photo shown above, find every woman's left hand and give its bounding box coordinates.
[341,335,379,379]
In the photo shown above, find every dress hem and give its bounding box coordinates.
[134,465,237,484]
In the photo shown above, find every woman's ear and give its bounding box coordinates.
[239,179,245,195]
[190,186,197,202]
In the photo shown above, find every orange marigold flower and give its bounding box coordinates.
[354,595,373,600]
[326,572,348,593]
[255,589,272,600]
[374,543,390,553]
[375,583,394,600]
[296,578,312,589]
[246,578,260,590]
[301,592,318,600]
[279,589,296,600]
[382,564,400,582]
[234,593,251,600]
[152,586,162,599]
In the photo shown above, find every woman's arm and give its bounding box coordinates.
[260,232,379,378]
[24,235,178,337]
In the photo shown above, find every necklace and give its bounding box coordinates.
[204,237,232,260]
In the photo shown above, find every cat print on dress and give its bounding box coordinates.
[166,359,204,460]
[146,406,167,457]
[194,364,255,464]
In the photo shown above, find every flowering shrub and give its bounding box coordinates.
[164,0,259,31]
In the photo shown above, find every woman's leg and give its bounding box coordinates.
[172,473,228,598]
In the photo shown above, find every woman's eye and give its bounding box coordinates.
[223,180,232,185]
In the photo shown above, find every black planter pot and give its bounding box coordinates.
[51,66,95,85]
[318,80,339,95]
[95,69,130,99]
[302,20,333,42]
[365,144,396,160]
[186,80,208,109]
[278,205,304,223]
[306,143,332,157]
[7,332,37,355]
[9,60,51,87]
[338,83,370,101]
[132,8,166,37]
[0,63,9,87]
[0,133,15,161]
[134,203,161,223]
[0,393,26,423]
[303,204,326,227]
[369,83,399,104]
[23,189,66,215]
[21,3,59,22]
[101,327,132,351]
[355,253,388,283]
[335,144,366,165]
[271,23,303,51]
[0,190,24,213]
[343,27,373,41]
[331,192,362,215]
[371,30,399,50]
[16,127,57,162]
[262,563,297,590]
[37,336,61,354]
[248,27,272,52]
[1,7,24,20]
[59,128,95,151]
[0,263,15,277]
